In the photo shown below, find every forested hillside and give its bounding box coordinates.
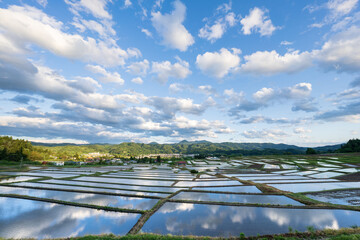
[1,136,346,161]
[34,140,342,158]
[0,136,50,161]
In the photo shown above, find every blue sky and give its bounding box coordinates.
[0,0,359,146]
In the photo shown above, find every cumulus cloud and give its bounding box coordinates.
[0,55,124,110]
[292,99,319,112]
[199,12,237,42]
[127,59,150,76]
[124,0,132,8]
[196,48,241,78]
[151,58,191,83]
[252,83,312,102]
[315,100,360,122]
[151,0,194,51]
[252,88,275,102]
[240,7,277,36]
[0,5,138,66]
[10,95,39,105]
[241,50,313,75]
[239,26,360,75]
[282,83,312,98]
[315,26,360,73]
[242,129,288,139]
[224,89,245,104]
[145,96,214,116]
[199,22,226,42]
[334,88,360,101]
[294,127,312,134]
[239,116,297,124]
[168,84,217,96]
[227,83,313,117]
[131,77,143,85]
[168,83,192,93]
[198,85,217,96]
[86,65,124,84]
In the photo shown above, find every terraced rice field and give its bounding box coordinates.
[1,156,360,238]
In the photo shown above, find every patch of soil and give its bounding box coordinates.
[336,172,360,181]
[247,164,264,170]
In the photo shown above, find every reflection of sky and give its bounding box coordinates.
[0,186,158,210]
[142,203,360,237]
[60,176,174,186]
[191,186,261,193]
[0,176,40,183]
[269,182,360,193]
[172,192,303,206]
[0,197,140,239]
[13,182,169,197]
[41,179,181,192]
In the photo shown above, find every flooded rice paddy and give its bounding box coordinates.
[0,156,360,238]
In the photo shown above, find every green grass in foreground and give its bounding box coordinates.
[40,227,360,240]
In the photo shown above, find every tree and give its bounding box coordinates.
[339,139,360,153]
[306,148,317,155]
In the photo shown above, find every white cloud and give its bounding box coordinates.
[0,58,124,110]
[151,58,191,83]
[224,88,245,104]
[327,0,358,17]
[198,85,216,96]
[241,50,312,75]
[196,48,241,78]
[0,5,138,66]
[315,26,360,72]
[131,77,143,85]
[281,41,293,46]
[252,83,312,102]
[253,88,275,102]
[72,17,116,38]
[151,0,194,51]
[294,127,312,134]
[86,65,124,84]
[36,0,48,7]
[141,28,153,38]
[65,0,112,19]
[306,0,358,30]
[284,83,312,98]
[145,96,214,116]
[127,59,150,76]
[240,7,277,36]
[124,0,132,8]
[225,12,236,26]
[169,83,191,93]
[199,22,226,42]
[227,83,312,117]
[198,2,237,43]
[242,129,288,139]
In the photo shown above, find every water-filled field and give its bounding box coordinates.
[0,156,360,238]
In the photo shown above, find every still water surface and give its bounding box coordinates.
[0,197,140,239]
[141,202,360,237]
